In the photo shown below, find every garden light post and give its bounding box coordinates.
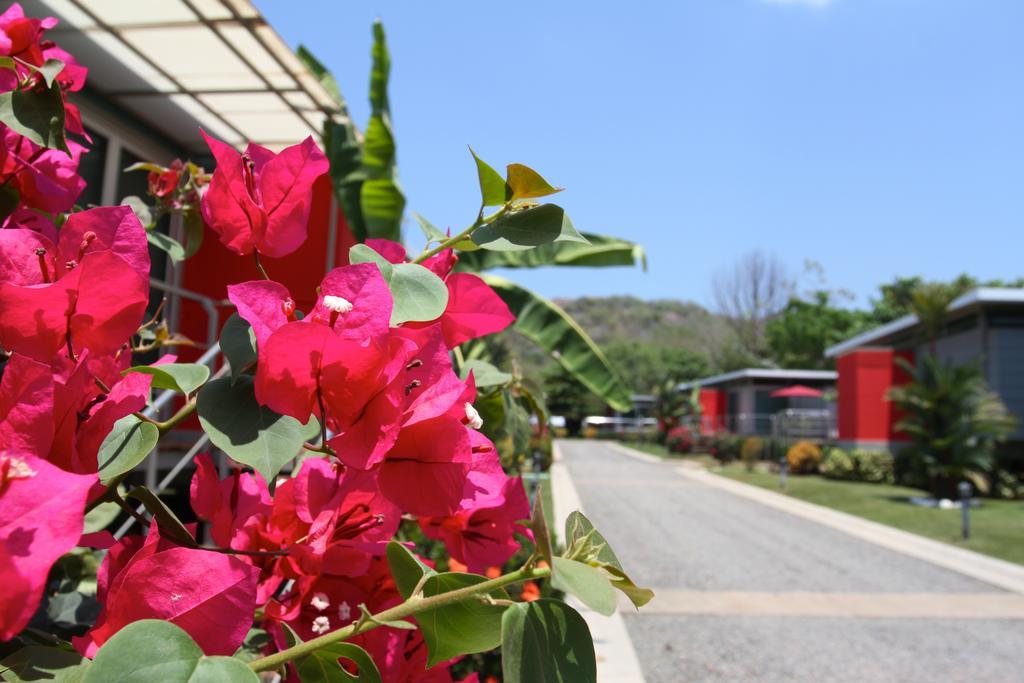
[958,480,972,539]
[779,456,788,492]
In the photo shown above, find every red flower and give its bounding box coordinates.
[0,452,95,640]
[0,129,86,214]
[200,131,328,258]
[420,460,531,571]
[76,524,260,658]
[0,206,149,362]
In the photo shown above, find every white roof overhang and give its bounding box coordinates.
[22,0,340,152]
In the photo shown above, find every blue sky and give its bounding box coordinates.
[256,0,1024,309]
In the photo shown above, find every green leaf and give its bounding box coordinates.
[124,161,167,174]
[349,247,448,324]
[296,643,381,683]
[146,230,186,262]
[96,416,159,485]
[482,276,632,412]
[564,511,620,568]
[531,482,554,565]
[505,163,563,200]
[387,263,448,325]
[182,208,204,259]
[386,540,436,599]
[124,362,209,396]
[83,500,120,534]
[604,564,655,609]
[296,45,345,105]
[470,147,508,206]
[82,620,259,683]
[0,81,67,151]
[322,114,366,242]
[455,232,646,272]
[417,573,507,667]
[349,243,394,273]
[197,376,319,484]
[413,212,446,243]
[1,646,89,682]
[121,196,154,229]
[35,58,66,88]
[460,359,511,388]
[551,557,617,616]
[563,511,653,608]
[360,177,405,242]
[125,486,197,547]
[219,314,257,382]
[472,204,588,252]
[501,599,596,683]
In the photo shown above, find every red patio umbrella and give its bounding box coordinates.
[770,385,823,398]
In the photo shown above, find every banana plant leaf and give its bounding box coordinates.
[455,233,646,272]
[482,275,632,412]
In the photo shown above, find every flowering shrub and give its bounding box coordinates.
[786,440,823,474]
[665,426,694,454]
[0,7,651,682]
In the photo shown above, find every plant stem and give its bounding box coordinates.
[155,398,197,433]
[248,565,550,673]
[411,204,509,264]
[110,488,149,529]
[253,250,270,280]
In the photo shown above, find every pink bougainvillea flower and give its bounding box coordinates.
[0,129,86,214]
[77,537,259,657]
[200,130,328,258]
[378,416,473,517]
[420,474,531,573]
[0,353,53,456]
[0,452,95,641]
[189,453,271,548]
[0,206,150,362]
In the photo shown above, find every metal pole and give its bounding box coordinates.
[958,480,972,540]
[779,456,788,491]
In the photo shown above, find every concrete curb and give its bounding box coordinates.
[550,441,647,683]
[609,441,1024,595]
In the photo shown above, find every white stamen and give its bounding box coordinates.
[464,402,483,430]
[337,601,351,622]
[3,456,37,480]
[170,593,182,602]
[311,615,331,634]
[322,295,353,314]
[310,592,330,611]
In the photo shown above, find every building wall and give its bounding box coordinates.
[836,348,914,444]
[990,326,1024,439]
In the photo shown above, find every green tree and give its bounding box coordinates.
[602,342,709,393]
[889,356,1017,498]
[869,274,977,324]
[542,365,605,435]
[766,291,872,369]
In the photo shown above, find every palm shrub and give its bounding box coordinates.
[889,356,1017,498]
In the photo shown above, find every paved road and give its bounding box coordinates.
[559,440,1024,683]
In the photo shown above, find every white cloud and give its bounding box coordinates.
[761,0,834,7]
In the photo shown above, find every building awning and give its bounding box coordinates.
[824,287,1024,358]
[24,0,341,152]
[678,368,837,392]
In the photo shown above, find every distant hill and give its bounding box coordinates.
[496,295,736,391]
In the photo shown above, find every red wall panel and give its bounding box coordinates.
[700,388,724,434]
[836,348,915,442]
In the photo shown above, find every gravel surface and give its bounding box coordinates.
[558,440,1024,683]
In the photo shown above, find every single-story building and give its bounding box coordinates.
[825,287,1024,451]
[679,368,837,439]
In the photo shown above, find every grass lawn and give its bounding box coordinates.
[714,464,1024,566]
